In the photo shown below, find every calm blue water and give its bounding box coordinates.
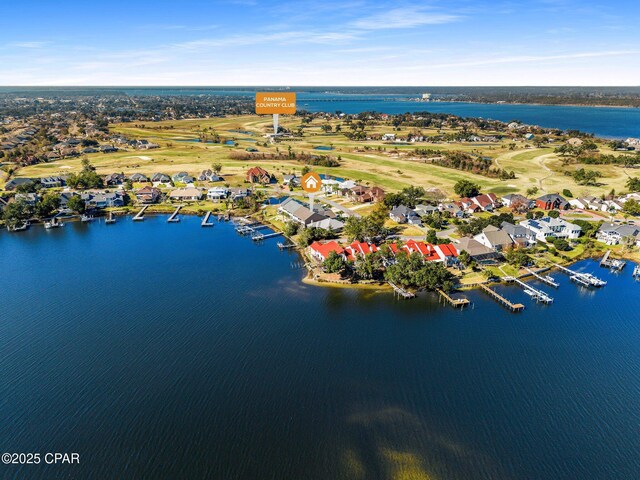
[2,87,639,138]
[132,88,640,138]
[1,216,640,479]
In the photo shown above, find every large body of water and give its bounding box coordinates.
[3,87,640,138]
[2,216,640,479]
[102,89,640,139]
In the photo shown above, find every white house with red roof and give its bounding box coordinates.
[308,241,345,262]
[344,241,378,261]
[389,239,459,265]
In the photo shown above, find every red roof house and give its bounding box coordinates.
[308,241,345,262]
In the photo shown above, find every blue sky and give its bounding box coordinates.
[0,0,638,86]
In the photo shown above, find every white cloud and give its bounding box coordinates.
[351,7,459,30]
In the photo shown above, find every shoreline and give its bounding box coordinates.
[439,99,640,110]
[5,210,638,296]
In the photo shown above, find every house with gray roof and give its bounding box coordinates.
[278,198,327,226]
[501,221,537,247]
[473,225,514,252]
[390,205,422,226]
[455,237,501,263]
[597,222,640,246]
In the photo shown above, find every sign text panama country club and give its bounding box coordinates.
[255,92,297,115]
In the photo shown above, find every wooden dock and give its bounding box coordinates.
[252,231,283,241]
[554,263,606,287]
[437,289,469,308]
[168,205,182,223]
[478,284,524,312]
[524,268,559,288]
[277,242,296,250]
[105,212,116,224]
[389,282,415,299]
[600,250,626,271]
[201,211,215,227]
[505,277,554,304]
[133,205,148,221]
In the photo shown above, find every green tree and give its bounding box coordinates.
[283,221,299,237]
[1,199,33,228]
[323,251,347,274]
[547,210,560,218]
[457,250,472,268]
[623,199,640,216]
[453,180,480,198]
[35,192,61,218]
[66,196,86,214]
[626,177,640,193]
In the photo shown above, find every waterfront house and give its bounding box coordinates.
[207,187,229,201]
[535,193,569,210]
[473,225,514,252]
[246,167,274,184]
[398,239,458,264]
[389,205,422,226]
[81,191,125,208]
[344,241,378,261]
[381,133,396,141]
[135,186,162,204]
[596,223,640,246]
[278,198,326,226]
[455,237,501,263]
[229,188,252,201]
[58,191,77,210]
[15,192,39,205]
[168,187,202,202]
[500,221,537,247]
[307,218,345,232]
[519,217,581,242]
[308,241,345,262]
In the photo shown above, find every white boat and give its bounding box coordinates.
[81,214,94,223]
[7,221,30,232]
[44,218,64,229]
